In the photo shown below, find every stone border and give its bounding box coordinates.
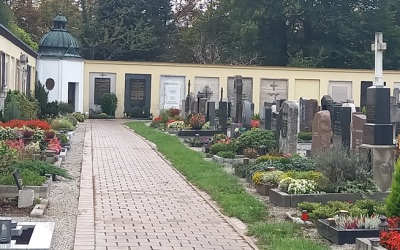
[0,176,52,199]
[125,125,259,250]
[269,189,390,207]
[73,124,95,250]
[212,155,256,165]
[178,129,222,137]
[356,238,387,250]
[30,198,49,218]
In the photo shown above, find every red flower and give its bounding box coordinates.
[153,116,162,122]
[0,119,51,130]
[251,119,260,129]
[381,230,400,250]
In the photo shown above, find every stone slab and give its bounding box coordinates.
[269,189,389,208]
[30,199,49,218]
[18,189,34,208]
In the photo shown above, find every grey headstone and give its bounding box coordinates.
[242,100,252,130]
[279,101,299,154]
[390,96,397,123]
[299,97,308,132]
[264,103,273,130]
[199,98,207,115]
[394,88,400,103]
[18,189,34,208]
[208,102,216,128]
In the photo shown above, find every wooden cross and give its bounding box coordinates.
[371,32,387,86]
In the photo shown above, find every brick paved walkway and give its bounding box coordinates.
[77,120,255,250]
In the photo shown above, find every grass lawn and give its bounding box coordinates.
[126,122,329,250]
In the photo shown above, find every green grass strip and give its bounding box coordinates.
[248,223,329,250]
[127,121,266,223]
[127,122,329,250]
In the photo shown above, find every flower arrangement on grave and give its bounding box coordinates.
[189,113,206,129]
[260,171,284,187]
[388,217,400,229]
[167,120,185,129]
[381,230,400,250]
[153,116,162,122]
[252,172,265,185]
[0,119,51,131]
[48,137,61,154]
[234,123,246,135]
[279,177,319,194]
[335,215,381,229]
[166,119,177,127]
[251,120,260,129]
[243,148,258,159]
[209,138,238,155]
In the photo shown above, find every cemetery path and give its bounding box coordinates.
[74,120,255,250]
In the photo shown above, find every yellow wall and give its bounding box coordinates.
[0,34,37,92]
[84,60,400,118]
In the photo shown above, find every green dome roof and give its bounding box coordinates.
[38,13,81,58]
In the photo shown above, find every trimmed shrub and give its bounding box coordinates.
[50,118,75,131]
[210,140,237,155]
[216,151,236,159]
[8,160,70,179]
[101,93,118,117]
[298,132,312,141]
[59,102,75,115]
[237,130,276,153]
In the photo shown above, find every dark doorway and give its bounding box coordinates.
[68,82,76,108]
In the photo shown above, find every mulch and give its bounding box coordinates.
[0,199,33,217]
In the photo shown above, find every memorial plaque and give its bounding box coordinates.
[94,78,111,105]
[124,74,151,118]
[130,79,145,106]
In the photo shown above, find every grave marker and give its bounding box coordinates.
[232,75,243,123]
[219,101,228,135]
[279,101,299,155]
[311,111,331,155]
[124,74,151,118]
[351,112,366,150]
[264,103,273,130]
[305,99,318,132]
[242,101,252,130]
[198,98,207,115]
[299,97,308,132]
[321,95,334,131]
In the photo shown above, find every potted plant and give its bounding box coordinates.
[255,171,284,196]
[189,113,206,130]
[45,129,56,139]
[60,134,70,147]
[21,126,34,138]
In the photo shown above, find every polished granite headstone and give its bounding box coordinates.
[363,86,393,145]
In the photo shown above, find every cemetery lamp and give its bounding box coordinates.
[0,218,12,244]
[195,134,200,140]
[258,145,266,156]
[379,216,389,234]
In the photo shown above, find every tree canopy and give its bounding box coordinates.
[3,0,400,69]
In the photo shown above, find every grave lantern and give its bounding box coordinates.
[195,134,200,140]
[379,216,388,233]
[258,145,266,156]
[0,218,12,243]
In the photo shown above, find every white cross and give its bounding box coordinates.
[371,32,387,86]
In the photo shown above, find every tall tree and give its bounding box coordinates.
[80,0,172,61]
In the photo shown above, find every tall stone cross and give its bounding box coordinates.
[371,32,387,86]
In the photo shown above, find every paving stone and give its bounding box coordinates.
[76,120,256,250]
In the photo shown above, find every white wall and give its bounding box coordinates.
[37,58,84,113]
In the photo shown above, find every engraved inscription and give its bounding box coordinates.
[281,112,288,138]
[94,78,111,105]
[130,79,145,101]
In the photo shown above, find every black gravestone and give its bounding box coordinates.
[219,101,228,135]
[124,74,151,118]
[341,106,352,148]
[264,103,273,130]
[332,105,342,146]
[13,169,24,190]
[363,86,393,145]
[94,78,111,105]
[360,81,386,110]
[321,95,334,131]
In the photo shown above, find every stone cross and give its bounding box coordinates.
[371,32,387,86]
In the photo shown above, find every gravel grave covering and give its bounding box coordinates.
[8,123,86,250]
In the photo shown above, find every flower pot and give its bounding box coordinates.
[23,130,33,138]
[45,131,55,138]
[191,125,203,130]
[255,184,272,196]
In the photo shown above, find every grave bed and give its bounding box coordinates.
[317,219,380,245]
[211,155,256,166]
[0,176,52,199]
[178,130,222,137]
[269,189,390,208]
